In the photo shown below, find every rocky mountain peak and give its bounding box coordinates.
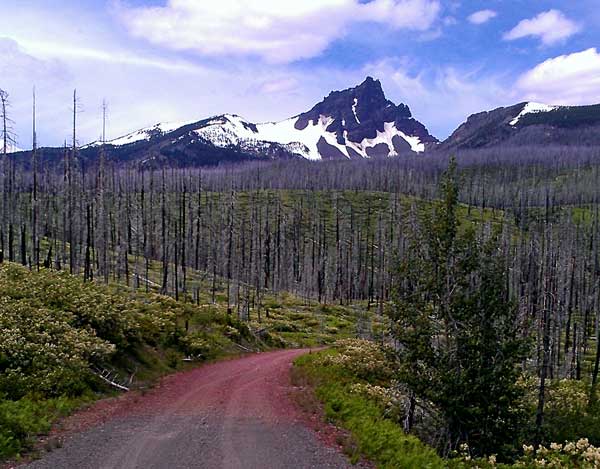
[294,77,435,148]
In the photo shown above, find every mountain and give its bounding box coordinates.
[439,101,600,150]
[75,77,437,167]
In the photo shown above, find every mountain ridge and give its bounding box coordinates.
[79,77,437,166]
[439,100,600,150]
[9,79,600,167]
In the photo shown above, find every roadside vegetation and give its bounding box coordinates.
[295,341,600,468]
[0,262,364,461]
[293,342,445,469]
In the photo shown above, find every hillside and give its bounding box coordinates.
[440,101,600,150]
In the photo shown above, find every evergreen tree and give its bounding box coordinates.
[388,159,530,458]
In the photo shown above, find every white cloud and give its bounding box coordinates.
[503,10,580,45]
[117,0,441,63]
[362,58,509,138]
[468,9,497,25]
[515,48,600,105]
[0,1,209,74]
[15,39,208,73]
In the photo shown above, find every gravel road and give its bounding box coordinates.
[23,349,361,469]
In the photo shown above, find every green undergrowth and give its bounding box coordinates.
[0,394,93,460]
[119,255,380,349]
[293,348,444,469]
[294,343,600,469]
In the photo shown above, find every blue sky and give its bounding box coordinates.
[2,0,600,148]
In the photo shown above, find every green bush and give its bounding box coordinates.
[0,395,88,459]
[317,339,395,382]
[0,264,187,399]
[0,264,179,353]
[541,379,600,445]
[179,333,213,358]
[271,321,300,332]
[0,298,114,398]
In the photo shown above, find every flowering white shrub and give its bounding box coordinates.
[318,338,394,381]
[0,264,180,399]
[546,379,589,415]
[179,334,211,357]
[518,439,600,468]
[452,439,600,468]
[0,298,115,397]
[515,374,592,416]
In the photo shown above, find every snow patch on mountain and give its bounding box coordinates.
[352,98,361,124]
[510,102,558,126]
[273,116,424,158]
[363,122,424,153]
[257,116,338,160]
[193,114,426,159]
[192,114,342,160]
[193,115,256,147]
[88,120,197,147]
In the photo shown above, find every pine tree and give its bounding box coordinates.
[388,158,531,458]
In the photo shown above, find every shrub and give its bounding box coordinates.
[179,333,212,358]
[0,264,185,400]
[271,321,300,332]
[0,299,115,398]
[451,440,600,468]
[542,379,600,445]
[0,395,87,459]
[318,339,394,382]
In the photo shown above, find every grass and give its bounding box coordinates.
[0,394,94,460]
[293,349,444,469]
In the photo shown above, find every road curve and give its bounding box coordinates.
[23,349,359,469]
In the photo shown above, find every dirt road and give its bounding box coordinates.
[23,349,360,469]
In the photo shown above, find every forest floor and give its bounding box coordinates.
[15,349,369,469]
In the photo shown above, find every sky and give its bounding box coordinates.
[2,0,600,149]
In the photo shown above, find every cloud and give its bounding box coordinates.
[515,48,600,105]
[0,38,67,80]
[362,58,509,138]
[503,10,580,45]
[467,9,497,25]
[15,39,208,73]
[117,0,441,63]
